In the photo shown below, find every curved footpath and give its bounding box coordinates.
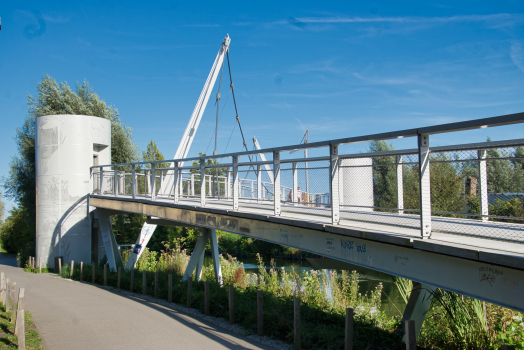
[0,254,273,350]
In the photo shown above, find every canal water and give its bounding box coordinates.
[207,256,406,317]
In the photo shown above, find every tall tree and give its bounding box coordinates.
[3,75,139,255]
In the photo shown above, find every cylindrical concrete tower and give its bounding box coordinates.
[36,114,111,268]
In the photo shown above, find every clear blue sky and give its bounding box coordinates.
[1,1,524,212]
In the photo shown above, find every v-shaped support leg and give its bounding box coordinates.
[182,228,222,285]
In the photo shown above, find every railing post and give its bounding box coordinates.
[418,133,431,238]
[145,170,150,196]
[200,159,206,206]
[251,180,254,199]
[174,162,179,204]
[100,167,104,195]
[293,162,298,205]
[274,151,281,215]
[113,167,118,196]
[208,175,212,196]
[397,156,404,215]
[257,165,262,202]
[233,156,239,211]
[190,173,195,196]
[226,167,231,199]
[330,144,340,225]
[131,164,137,199]
[151,163,156,201]
[478,150,489,222]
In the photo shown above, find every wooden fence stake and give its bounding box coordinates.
[32,257,35,272]
[142,271,146,295]
[501,346,516,350]
[70,260,74,279]
[345,308,353,350]
[92,262,95,283]
[14,288,24,336]
[103,263,107,286]
[257,291,263,336]
[405,320,416,350]
[168,274,172,303]
[154,271,158,298]
[294,297,301,349]
[187,278,192,308]
[10,282,16,323]
[229,285,234,324]
[130,269,134,292]
[39,258,42,274]
[17,306,25,350]
[204,281,210,315]
[1,273,5,305]
[58,258,62,276]
[117,267,121,290]
[6,278,11,312]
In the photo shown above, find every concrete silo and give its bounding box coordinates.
[36,114,111,268]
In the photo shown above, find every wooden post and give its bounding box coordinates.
[70,260,74,279]
[6,278,11,312]
[257,291,263,336]
[168,274,172,303]
[80,262,83,282]
[405,320,416,350]
[345,308,353,350]
[39,258,42,274]
[143,271,146,295]
[117,267,121,290]
[229,285,234,324]
[32,256,35,272]
[14,288,24,336]
[204,281,210,315]
[0,273,5,305]
[92,262,95,283]
[17,305,25,350]
[130,269,134,292]
[10,282,16,323]
[501,346,516,350]
[58,258,62,276]
[187,278,192,308]
[294,297,301,349]
[154,271,158,298]
[103,263,107,286]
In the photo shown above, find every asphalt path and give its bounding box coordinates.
[0,254,271,350]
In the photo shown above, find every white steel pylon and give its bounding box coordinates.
[125,35,231,270]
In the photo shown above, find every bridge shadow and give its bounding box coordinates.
[85,282,274,350]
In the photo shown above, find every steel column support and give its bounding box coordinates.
[209,228,223,286]
[183,229,209,281]
[151,164,156,201]
[292,162,298,205]
[96,209,124,270]
[273,151,281,215]
[200,159,206,206]
[401,282,435,342]
[418,133,431,238]
[113,167,118,197]
[478,150,489,222]
[233,156,239,210]
[330,144,340,225]
[397,156,404,215]
[257,165,262,203]
[131,165,137,199]
[173,162,179,204]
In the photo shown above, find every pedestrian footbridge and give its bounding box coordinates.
[88,112,524,317]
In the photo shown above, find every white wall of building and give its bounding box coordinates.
[36,114,111,267]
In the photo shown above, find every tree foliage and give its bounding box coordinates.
[2,75,139,256]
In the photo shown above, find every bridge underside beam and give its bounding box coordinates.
[90,197,524,313]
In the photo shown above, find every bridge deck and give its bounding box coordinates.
[92,194,524,271]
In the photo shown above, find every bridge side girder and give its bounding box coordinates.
[90,196,524,313]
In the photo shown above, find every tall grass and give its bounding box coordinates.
[59,249,404,349]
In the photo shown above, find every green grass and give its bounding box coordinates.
[0,303,43,349]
